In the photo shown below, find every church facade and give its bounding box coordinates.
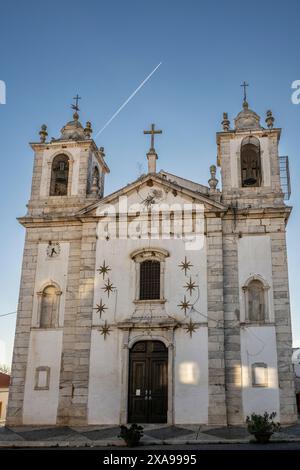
[6,98,297,426]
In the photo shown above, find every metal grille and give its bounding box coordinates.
[279,156,291,200]
[139,260,160,300]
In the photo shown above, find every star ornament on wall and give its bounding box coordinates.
[93,299,108,318]
[177,295,192,315]
[99,320,111,340]
[102,278,115,297]
[178,256,193,276]
[184,318,199,338]
[97,260,111,279]
[184,276,198,295]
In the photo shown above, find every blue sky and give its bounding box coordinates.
[0,0,300,365]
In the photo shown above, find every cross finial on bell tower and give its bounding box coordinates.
[71,94,81,120]
[240,81,249,108]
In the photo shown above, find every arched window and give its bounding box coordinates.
[50,154,69,196]
[248,280,265,321]
[91,166,100,194]
[241,136,261,187]
[40,285,60,328]
[242,277,269,323]
[93,166,100,186]
[140,260,160,300]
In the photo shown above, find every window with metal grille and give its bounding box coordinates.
[139,260,160,300]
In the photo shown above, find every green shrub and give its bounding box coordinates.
[118,424,144,447]
[246,412,280,435]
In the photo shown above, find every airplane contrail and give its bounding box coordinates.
[95,62,162,138]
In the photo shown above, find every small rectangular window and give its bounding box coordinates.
[35,366,50,390]
[252,362,268,387]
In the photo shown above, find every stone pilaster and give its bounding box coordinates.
[56,221,97,425]
[56,226,82,424]
[222,217,243,425]
[206,216,227,425]
[271,229,297,423]
[6,230,38,425]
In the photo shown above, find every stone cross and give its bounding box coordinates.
[144,123,162,151]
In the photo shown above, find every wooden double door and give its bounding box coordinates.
[128,341,168,423]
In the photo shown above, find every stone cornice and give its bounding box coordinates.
[223,205,292,221]
[29,139,110,173]
[17,215,83,228]
[216,127,281,142]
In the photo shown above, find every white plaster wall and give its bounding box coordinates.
[32,243,69,327]
[92,236,207,325]
[0,389,9,423]
[88,183,209,424]
[174,327,208,424]
[240,326,280,419]
[260,137,271,187]
[88,329,122,424]
[23,330,63,424]
[39,147,81,196]
[238,235,274,322]
[230,139,239,188]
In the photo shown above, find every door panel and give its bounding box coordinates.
[128,341,168,423]
[128,360,147,422]
[149,359,168,423]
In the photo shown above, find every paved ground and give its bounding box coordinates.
[1,422,300,447]
[120,442,300,450]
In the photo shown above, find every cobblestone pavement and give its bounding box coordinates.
[1,423,300,447]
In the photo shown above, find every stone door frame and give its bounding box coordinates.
[119,328,175,425]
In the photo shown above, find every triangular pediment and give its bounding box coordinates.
[77,173,226,217]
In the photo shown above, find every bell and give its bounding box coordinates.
[243,177,257,186]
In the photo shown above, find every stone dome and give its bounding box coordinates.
[58,112,87,141]
[234,101,261,130]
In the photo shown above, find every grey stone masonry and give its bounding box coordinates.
[206,215,227,425]
[6,230,39,425]
[271,229,297,423]
[222,215,244,425]
[56,223,83,424]
[57,221,97,425]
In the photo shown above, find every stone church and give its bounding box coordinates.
[6,95,297,426]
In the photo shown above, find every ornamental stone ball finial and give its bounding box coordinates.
[84,121,93,138]
[39,124,48,143]
[222,112,230,131]
[73,110,79,121]
[265,110,275,129]
[243,99,249,110]
[208,164,218,190]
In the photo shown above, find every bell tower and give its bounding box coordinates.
[215,88,296,425]
[216,92,284,208]
[28,99,110,217]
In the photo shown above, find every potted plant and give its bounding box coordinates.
[246,412,280,443]
[118,424,144,447]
